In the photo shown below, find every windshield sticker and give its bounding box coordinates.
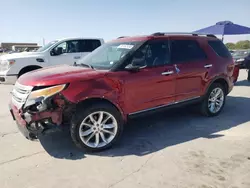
[117,44,134,49]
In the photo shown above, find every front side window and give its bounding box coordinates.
[124,40,170,69]
[171,40,207,63]
[51,40,81,55]
[77,41,143,69]
[54,41,67,54]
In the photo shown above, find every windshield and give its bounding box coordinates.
[77,41,143,69]
[37,40,59,52]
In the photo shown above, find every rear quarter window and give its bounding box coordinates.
[208,40,232,58]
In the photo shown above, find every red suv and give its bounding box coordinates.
[9,33,235,152]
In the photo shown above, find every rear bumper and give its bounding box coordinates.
[0,74,17,84]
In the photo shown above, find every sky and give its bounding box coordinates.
[1,0,250,45]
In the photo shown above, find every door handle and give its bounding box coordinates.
[162,71,174,76]
[74,56,81,59]
[204,64,212,68]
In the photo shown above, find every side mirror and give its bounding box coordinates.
[131,58,146,67]
[50,49,55,56]
[50,47,63,56]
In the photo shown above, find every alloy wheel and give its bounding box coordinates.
[208,87,224,114]
[79,111,118,148]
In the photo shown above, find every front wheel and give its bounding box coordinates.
[200,83,226,117]
[70,103,124,152]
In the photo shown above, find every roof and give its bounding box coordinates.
[109,36,154,43]
[56,37,104,41]
[109,32,218,43]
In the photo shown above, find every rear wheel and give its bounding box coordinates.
[200,83,226,117]
[70,103,124,152]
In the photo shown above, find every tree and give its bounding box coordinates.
[225,43,236,49]
[235,40,250,49]
[225,40,250,50]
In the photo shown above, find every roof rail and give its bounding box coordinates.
[117,36,128,39]
[151,32,217,38]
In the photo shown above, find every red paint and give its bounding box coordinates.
[17,34,235,123]
[233,65,240,83]
[18,64,107,86]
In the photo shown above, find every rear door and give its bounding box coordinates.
[170,39,212,102]
[79,39,102,58]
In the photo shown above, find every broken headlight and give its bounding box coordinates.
[24,84,66,110]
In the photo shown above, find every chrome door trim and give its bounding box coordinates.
[174,96,200,104]
[128,96,200,116]
[129,102,175,115]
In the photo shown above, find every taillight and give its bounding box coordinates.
[227,59,235,76]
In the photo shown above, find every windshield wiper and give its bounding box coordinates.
[73,62,94,69]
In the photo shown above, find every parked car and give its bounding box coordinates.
[0,38,104,84]
[229,50,235,55]
[9,32,235,152]
[233,50,250,69]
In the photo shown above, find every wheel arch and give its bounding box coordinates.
[76,97,127,122]
[18,65,42,77]
[205,76,229,95]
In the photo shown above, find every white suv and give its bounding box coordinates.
[0,37,104,84]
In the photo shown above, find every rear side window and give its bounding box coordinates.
[80,39,102,52]
[208,40,231,58]
[170,40,207,63]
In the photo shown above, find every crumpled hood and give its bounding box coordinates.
[18,65,107,86]
[0,52,43,60]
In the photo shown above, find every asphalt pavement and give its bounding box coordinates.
[0,70,250,188]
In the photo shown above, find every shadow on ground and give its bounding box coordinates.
[235,80,250,86]
[39,95,250,160]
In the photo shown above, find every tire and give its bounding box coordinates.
[200,83,226,117]
[70,103,124,152]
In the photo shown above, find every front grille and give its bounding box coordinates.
[11,82,33,109]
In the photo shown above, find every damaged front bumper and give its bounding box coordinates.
[9,104,35,140]
[9,94,73,140]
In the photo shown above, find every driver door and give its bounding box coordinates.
[49,40,83,66]
[120,39,176,114]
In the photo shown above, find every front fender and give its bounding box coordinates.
[61,78,125,117]
[7,58,46,75]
